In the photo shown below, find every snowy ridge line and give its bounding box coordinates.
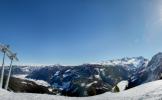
[98,57,148,67]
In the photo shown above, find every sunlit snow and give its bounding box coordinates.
[1,80,162,100]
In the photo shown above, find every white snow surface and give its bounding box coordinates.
[54,71,60,76]
[86,81,98,88]
[94,75,100,79]
[12,74,28,79]
[117,80,128,91]
[1,80,162,100]
[12,74,50,87]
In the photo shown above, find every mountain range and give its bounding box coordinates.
[2,52,162,97]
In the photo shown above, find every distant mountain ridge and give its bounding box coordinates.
[3,53,162,97]
[95,56,149,71]
[10,56,149,75]
[13,56,148,96]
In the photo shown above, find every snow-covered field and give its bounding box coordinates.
[1,80,162,100]
[12,74,50,87]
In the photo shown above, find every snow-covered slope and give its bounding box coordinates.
[117,80,128,91]
[1,80,162,100]
[12,74,50,87]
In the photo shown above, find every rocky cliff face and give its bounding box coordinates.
[145,52,162,81]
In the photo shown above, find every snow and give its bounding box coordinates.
[63,74,69,78]
[54,71,60,76]
[94,75,100,79]
[27,79,50,87]
[19,66,42,73]
[21,67,30,73]
[86,81,98,88]
[95,57,149,70]
[117,80,128,91]
[81,83,86,87]
[12,74,28,79]
[65,69,71,73]
[13,74,50,87]
[1,80,162,100]
[21,82,27,84]
[48,88,53,92]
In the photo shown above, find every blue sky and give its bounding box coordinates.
[0,0,162,65]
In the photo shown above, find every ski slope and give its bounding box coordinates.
[1,80,162,100]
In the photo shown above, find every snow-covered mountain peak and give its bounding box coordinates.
[98,56,149,70]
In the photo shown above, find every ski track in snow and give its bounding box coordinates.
[1,80,162,100]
